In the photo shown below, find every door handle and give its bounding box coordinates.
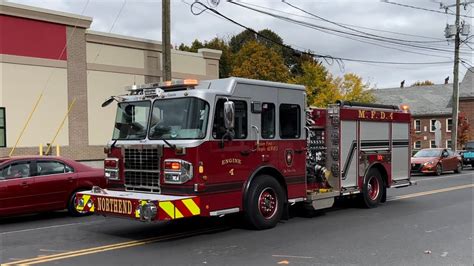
[68,176,73,183]
[21,181,28,188]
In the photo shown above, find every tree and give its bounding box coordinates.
[458,112,470,148]
[290,61,332,106]
[411,80,435,86]
[231,41,289,82]
[317,73,375,107]
[229,29,257,53]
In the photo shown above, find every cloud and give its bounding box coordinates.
[7,0,472,87]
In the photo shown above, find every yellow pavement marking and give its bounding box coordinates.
[2,227,225,266]
[388,184,473,201]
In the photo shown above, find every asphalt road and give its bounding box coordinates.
[1,169,472,266]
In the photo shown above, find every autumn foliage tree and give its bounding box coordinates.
[458,112,470,148]
[231,41,289,82]
[411,80,435,86]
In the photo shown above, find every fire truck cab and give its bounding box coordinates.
[76,77,412,229]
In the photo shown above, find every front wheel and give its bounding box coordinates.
[360,169,384,208]
[244,175,285,230]
[454,162,462,174]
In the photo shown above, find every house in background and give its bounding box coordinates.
[373,67,473,151]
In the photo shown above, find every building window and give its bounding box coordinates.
[414,119,421,132]
[430,119,437,132]
[413,141,421,149]
[0,108,5,147]
[446,140,452,149]
[430,140,437,148]
[446,118,452,132]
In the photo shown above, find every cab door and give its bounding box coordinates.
[32,160,77,211]
[0,160,35,216]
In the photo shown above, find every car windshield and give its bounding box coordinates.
[149,98,209,140]
[414,149,442,158]
[465,142,474,150]
[112,101,150,140]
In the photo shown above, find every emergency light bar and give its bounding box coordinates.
[124,79,199,92]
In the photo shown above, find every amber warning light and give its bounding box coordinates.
[400,104,410,113]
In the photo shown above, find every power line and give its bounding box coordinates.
[381,0,474,19]
[189,2,453,66]
[237,1,446,41]
[229,1,470,55]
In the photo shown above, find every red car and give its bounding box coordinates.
[0,156,105,217]
[411,148,463,176]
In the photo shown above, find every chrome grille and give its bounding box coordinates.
[123,145,162,191]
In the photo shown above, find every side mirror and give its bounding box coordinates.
[224,101,235,130]
[101,97,115,108]
[442,152,448,158]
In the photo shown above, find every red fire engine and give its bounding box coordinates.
[76,78,413,229]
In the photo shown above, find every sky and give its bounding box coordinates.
[7,0,473,88]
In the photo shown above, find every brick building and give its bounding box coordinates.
[0,2,222,160]
[373,67,473,151]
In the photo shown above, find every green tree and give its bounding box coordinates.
[229,29,257,53]
[290,61,332,105]
[231,41,289,82]
[411,80,435,86]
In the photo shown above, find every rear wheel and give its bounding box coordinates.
[360,168,384,208]
[434,164,442,176]
[454,162,462,174]
[68,190,91,217]
[244,175,285,230]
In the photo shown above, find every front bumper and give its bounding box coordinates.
[75,187,200,222]
[462,157,474,165]
[411,163,437,174]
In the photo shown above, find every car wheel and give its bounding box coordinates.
[68,191,91,217]
[360,168,384,208]
[244,175,285,230]
[454,162,462,174]
[435,164,442,176]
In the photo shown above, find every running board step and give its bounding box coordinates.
[390,179,416,188]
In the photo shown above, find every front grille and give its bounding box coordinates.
[124,148,160,170]
[123,145,162,191]
[411,163,422,171]
[125,171,160,189]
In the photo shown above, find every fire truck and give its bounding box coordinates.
[75,77,413,229]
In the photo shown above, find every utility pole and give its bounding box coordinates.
[451,0,461,151]
[162,0,172,81]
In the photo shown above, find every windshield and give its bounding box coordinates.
[466,142,474,150]
[414,149,441,158]
[149,98,209,139]
[112,101,150,140]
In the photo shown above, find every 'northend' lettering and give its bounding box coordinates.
[97,197,133,215]
[358,110,394,120]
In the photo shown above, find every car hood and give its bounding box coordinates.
[411,157,439,164]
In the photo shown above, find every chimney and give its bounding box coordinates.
[400,80,405,88]
[444,76,449,84]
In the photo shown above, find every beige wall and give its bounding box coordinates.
[0,63,69,147]
[87,71,144,146]
[86,43,145,68]
[171,50,207,76]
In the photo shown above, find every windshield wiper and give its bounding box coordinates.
[162,139,176,151]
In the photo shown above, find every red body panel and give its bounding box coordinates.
[0,15,67,60]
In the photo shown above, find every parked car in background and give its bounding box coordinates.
[461,141,474,167]
[411,148,463,176]
[0,156,105,217]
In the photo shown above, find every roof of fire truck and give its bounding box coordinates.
[119,77,305,101]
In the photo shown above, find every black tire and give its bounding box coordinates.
[244,175,285,230]
[434,164,442,176]
[360,168,384,208]
[454,162,462,174]
[67,190,92,217]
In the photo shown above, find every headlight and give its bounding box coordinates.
[163,159,193,184]
[423,160,435,166]
[105,169,119,180]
